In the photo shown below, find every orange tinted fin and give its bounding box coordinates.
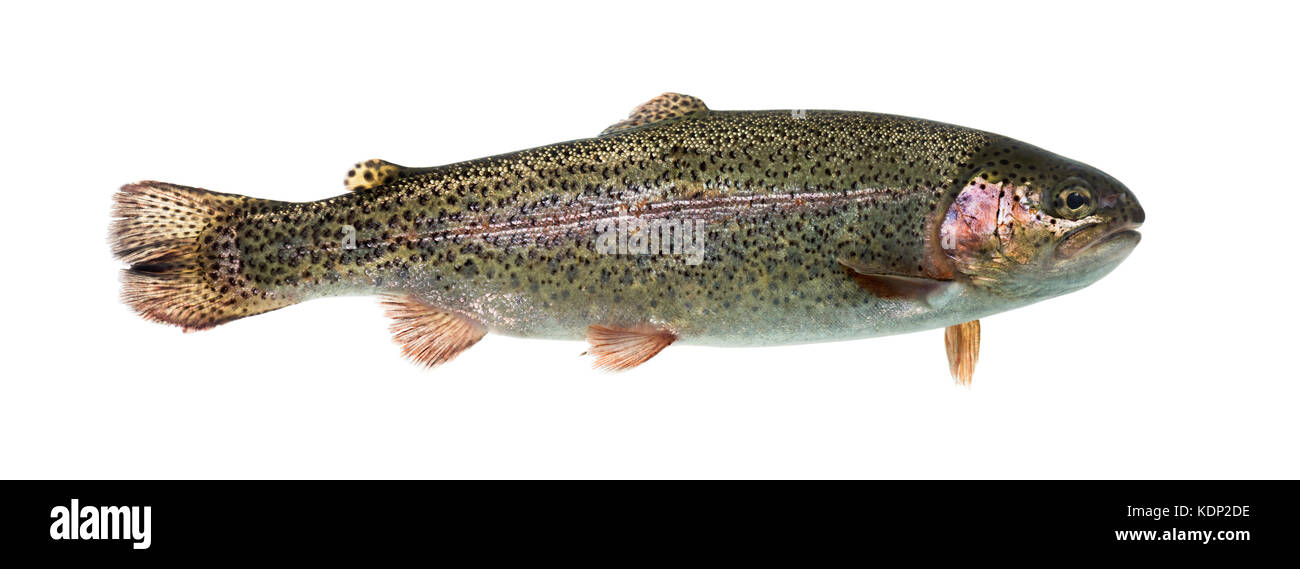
[382,295,487,368]
[586,325,677,371]
[944,320,981,386]
[838,258,957,307]
[111,182,297,331]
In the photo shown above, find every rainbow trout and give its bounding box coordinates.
[111,93,1143,383]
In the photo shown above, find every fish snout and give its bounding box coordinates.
[1127,196,1145,227]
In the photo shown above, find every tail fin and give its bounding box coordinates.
[110,181,297,331]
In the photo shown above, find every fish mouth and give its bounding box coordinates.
[1055,223,1142,260]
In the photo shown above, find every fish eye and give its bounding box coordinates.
[1066,191,1089,210]
[1054,184,1095,219]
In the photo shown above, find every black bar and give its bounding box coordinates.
[4,481,1292,558]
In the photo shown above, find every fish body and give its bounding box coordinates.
[111,93,1143,381]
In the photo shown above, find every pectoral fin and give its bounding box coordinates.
[382,295,486,368]
[838,258,957,307]
[944,320,980,386]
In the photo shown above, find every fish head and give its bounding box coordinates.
[939,143,1144,300]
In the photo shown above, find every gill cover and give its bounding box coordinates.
[939,175,1090,296]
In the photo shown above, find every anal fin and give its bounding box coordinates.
[586,325,676,371]
[944,320,980,386]
[382,295,486,368]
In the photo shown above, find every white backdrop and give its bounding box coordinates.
[2,1,1296,479]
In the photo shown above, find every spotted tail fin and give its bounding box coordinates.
[110,181,298,331]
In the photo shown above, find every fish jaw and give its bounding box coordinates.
[1042,226,1142,296]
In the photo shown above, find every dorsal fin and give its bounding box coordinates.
[601,92,709,135]
[586,325,677,370]
[381,295,487,368]
[345,159,411,191]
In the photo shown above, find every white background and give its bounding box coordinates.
[2,1,1296,479]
